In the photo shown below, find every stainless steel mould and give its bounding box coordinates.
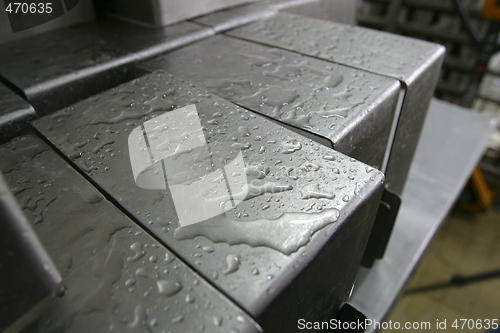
[0,3,446,330]
[139,35,400,171]
[0,19,213,116]
[226,12,446,194]
[32,71,385,332]
[0,134,262,333]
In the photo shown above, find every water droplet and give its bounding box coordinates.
[171,314,184,323]
[165,252,175,263]
[280,138,302,154]
[157,280,183,297]
[202,246,214,253]
[245,164,270,179]
[213,315,223,327]
[92,138,114,154]
[129,305,147,328]
[223,254,241,275]
[238,126,251,137]
[231,142,251,150]
[300,184,334,199]
[127,242,144,262]
[354,182,362,195]
[175,209,340,255]
[135,267,150,278]
[149,318,159,327]
[299,159,321,172]
[125,278,136,286]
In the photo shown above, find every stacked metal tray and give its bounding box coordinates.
[22,71,382,332]
[223,12,445,194]
[139,35,400,171]
[0,4,445,332]
[0,19,212,116]
[0,134,261,333]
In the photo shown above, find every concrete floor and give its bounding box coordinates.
[380,207,500,332]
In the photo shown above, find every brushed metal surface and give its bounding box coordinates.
[0,134,261,333]
[33,71,384,331]
[140,35,400,171]
[226,13,446,194]
[0,18,213,116]
[0,82,36,143]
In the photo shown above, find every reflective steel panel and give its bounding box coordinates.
[140,35,400,171]
[33,71,384,331]
[227,13,446,194]
[0,134,261,333]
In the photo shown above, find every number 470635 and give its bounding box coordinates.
[452,319,498,330]
[5,2,52,14]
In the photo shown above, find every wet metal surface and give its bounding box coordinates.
[0,18,213,116]
[140,35,400,171]
[0,82,36,143]
[0,172,61,333]
[0,134,261,333]
[33,71,384,331]
[226,13,446,194]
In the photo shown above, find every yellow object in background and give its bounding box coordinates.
[482,0,500,21]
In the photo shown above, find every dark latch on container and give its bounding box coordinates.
[361,187,401,268]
